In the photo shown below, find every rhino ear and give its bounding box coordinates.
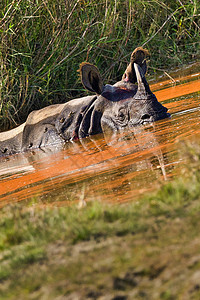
[79,62,103,95]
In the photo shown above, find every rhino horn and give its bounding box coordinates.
[134,63,155,100]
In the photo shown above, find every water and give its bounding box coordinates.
[0,66,199,208]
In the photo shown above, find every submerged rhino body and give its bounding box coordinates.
[0,48,170,157]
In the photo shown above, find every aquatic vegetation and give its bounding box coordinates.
[0,0,199,129]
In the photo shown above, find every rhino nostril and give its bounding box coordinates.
[141,114,151,120]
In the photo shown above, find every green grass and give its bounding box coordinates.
[1,141,200,298]
[0,0,199,129]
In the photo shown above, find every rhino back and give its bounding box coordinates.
[21,103,66,150]
[22,96,95,151]
[0,123,25,157]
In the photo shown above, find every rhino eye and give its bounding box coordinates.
[118,108,127,120]
[119,110,125,117]
[118,111,125,120]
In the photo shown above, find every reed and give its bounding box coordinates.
[0,0,199,129]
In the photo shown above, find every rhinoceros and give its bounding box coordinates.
[0,47,170,157]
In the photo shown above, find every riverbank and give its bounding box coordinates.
[0,0,199,129]
[1,140,200,299]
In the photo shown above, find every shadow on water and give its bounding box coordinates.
[0,65,199,208]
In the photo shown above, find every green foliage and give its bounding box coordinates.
[1,142,200,298]
[0,0,199,129]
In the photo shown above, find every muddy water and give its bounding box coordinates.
[0,67,200,208]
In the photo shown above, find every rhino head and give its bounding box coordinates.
[57,47,170,140]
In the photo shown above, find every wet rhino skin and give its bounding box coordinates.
[0,47,170,157]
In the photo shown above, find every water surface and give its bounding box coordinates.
[0,66,199,207]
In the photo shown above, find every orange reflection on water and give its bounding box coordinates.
[154,79,200,102]
[0,72,200,207]
[151,71,200,92]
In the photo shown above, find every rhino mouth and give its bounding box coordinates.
[141,114,152,124]
[128,109,170,127]
[140,113,170,125]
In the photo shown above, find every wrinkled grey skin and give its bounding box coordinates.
[0,62,170,157]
